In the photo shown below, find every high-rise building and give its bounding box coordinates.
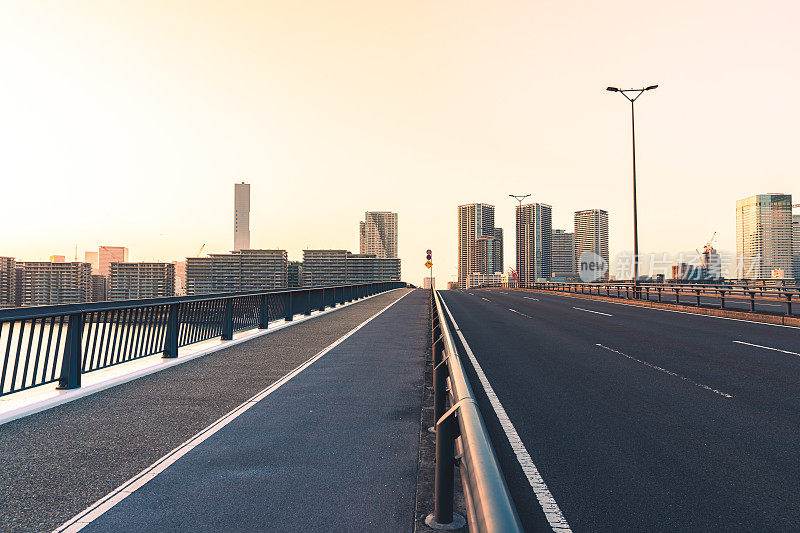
[234,182,251,252]
[0,257,16,307]
[288,261,303,287]
[17,262,92,306]
[359,212,398,258]
[186,249,287,295]
[85,251,99,273]
[98,246,129,277]
[493,228,504,274]
[91,274,108,302]
[109,262,175,301]
[736,194,793,279]
[574,209,609,280]
[476,236,501,276]
[516,203,552,286]
[458,203,495,289]
[793,213,800,279]
[173,260,186,296]
[552,229,575,279]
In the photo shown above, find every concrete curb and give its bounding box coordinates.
[503,288,800,328]
[0,288,406,427]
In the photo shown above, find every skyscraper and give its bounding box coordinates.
[458,203,495,289]
[493,227,504,274]
[574,209,609,280]
[515,203,552,286]
[98,246,129,277]
[736,194,793,278]
[476,236,501,276]
[359,212,398,258]
[793,213,800,279]
[85,251,99,274]
[551,229,575,279]
[234,182,251,252]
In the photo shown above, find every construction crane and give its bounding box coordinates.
[696,232,718,269]
[196,243,206,257]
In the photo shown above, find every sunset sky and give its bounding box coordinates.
[1,1,798,284]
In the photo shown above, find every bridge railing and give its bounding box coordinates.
[429,288,523,532]
[0,282,404,398]
[499,281,798,316]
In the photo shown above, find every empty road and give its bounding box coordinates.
[441,288,800,531]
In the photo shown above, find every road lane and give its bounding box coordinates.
[441,289,800,531]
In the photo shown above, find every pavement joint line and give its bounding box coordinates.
[572,306,613,317]
[594,343,733,398]
[516,290,800,330]
[732,340,800,357]
[53,288,413,533]
[439,294,572,532]
[0,288,403,427]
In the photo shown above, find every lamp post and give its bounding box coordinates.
[606,85,657,297]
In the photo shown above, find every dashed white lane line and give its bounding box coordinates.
[732,340,800,357]
[572,306,613,317]
[440,297,572,532]
[524,297,539,301]
[595,344,732,398]
[54,291,413,533]
[481,297,491,302]
[508,308,533,319]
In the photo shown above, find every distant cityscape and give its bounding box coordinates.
[0,183,401,308]
[456,193,800,289]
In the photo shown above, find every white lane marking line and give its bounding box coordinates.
[513,290,800,330]
[524,297,539,301]
[481,297,491,302]
[732,340,800,357]
[440,297,571,532]
[595,344,732,398]
[500,292,509,295]
[508,308,533,319]
[54,290,414,533]
[572,306,613,317]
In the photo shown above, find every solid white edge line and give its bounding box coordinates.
[571,306,613,317]
[440,294,572,532]
[53,288,413,533]
[0,288,404,427]
[732,340,800,357]
[517,290,800,330]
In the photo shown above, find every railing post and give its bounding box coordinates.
[749,291,755,313]
[430,409,461,528]
[696,289,701,307]
[340,286,345,305]
[331,287,337,308]
[221,298,233,340]
[259,294,269,329]
[57,312,83,390]
[305,289,312,316]
[719,290,725,309]
[786,294,792,316]
[319,288,326,312]
[163,303,179,358]
[675,289,680,306]
[285,291,294,322]
[432,337,446,427]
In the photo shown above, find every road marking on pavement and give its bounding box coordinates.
[54,290,414,533]
[732,340,800,357]
[595,344,732,398]
[500,291,509,294]
[481,297,491,302]
[524,296,539,301]
[508,308,533,319]
[572,306,613,316]
[440,297,572,532]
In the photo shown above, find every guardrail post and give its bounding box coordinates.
[285,292,294,322]
[786,294,792,316]
[259,294,269,329]
[428,409,463,529]
[305,289,312,316]
[221,298,233,340]
[163,304,179,358]
[695,289,701,307]
[749,291,755,313]
[657,287,662,302]
[340,287,345,305]
[57,312,83,390]
[719,290,726,309]
[432,338,447,427]
[319,288,326,312]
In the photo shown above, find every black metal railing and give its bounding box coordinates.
[428,288,523,532]
[0,282,403,398]
[493,281,799,316]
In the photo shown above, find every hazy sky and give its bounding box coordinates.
[1,1,797,284]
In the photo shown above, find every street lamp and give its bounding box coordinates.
[606,84,657,296]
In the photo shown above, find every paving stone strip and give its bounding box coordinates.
[0,289,410,533]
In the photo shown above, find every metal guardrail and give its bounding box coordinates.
[515,281,799,316]
[428,288,523,532]
[0,282,403,397]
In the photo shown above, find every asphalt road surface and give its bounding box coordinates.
[441,288,800,532]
